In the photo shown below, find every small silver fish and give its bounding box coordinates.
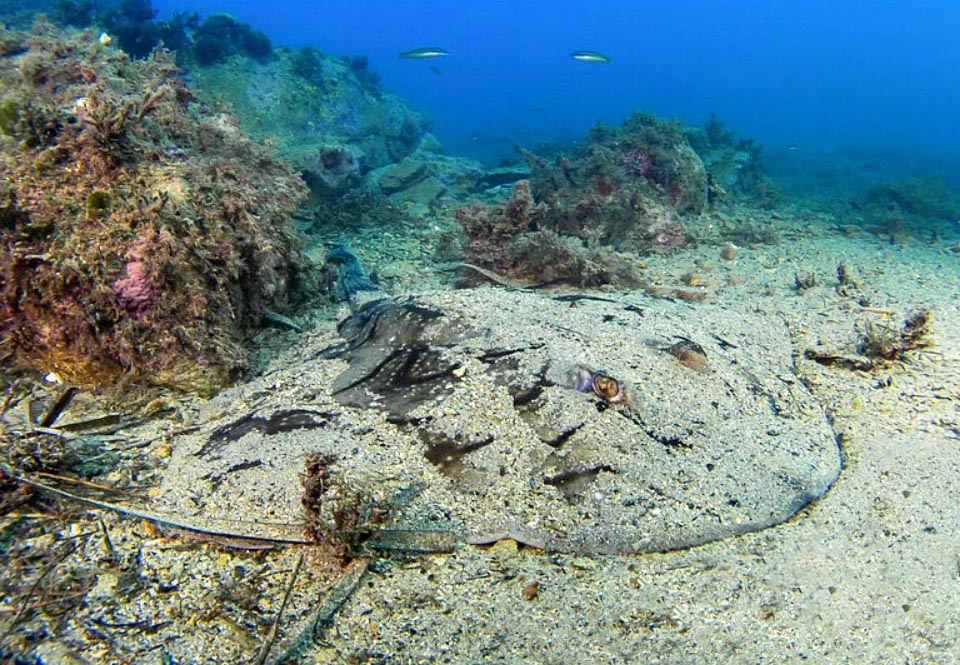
[571,50,611,64]
[399,46,449,59]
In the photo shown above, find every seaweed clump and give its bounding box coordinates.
[300,451,400,560]
[49,1,269,65]
[191,13,272,66]
[0,21,311,395]
[455,180,640,287]
[52,0,198,60]
[859,309,932,362]
[453,112,710,287]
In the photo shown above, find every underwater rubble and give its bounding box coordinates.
[862,176,960,242]
[446,112,785,289]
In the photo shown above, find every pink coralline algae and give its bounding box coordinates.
[111,257,157,315]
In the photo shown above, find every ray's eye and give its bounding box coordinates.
[591,373,624,402]
[571,366,627,404]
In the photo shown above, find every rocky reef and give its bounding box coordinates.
[685,113,776,206]
[189,44,428,204]
[452,112,712,286]
[12,2,428,206]
[0,20,311,395]
[862,176,960,241]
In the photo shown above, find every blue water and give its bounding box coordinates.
[151,0,960,169]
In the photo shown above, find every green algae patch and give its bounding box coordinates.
[85,190,111,219]
[0,98,19,136]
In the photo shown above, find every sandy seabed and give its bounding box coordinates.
[4,208,959,664]
[311,220,960,663]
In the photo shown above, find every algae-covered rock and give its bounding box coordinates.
[564,112,709,216]
[451,113,708,287]
[189,46,427,201]
[367,142,486,208]
[865,177,960,221]
[373,156,429,193]
[685,113,773,204]
[0,21,311,395]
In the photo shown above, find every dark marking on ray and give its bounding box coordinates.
[314,298,444,359]
[543,422,584,448]
[551,294,618,304]
[226,459,263,474]
[544,464,617,499]
[198,409,331,458]
[339,299,442,346]
[479,353,534,405]
[332,344,462,414]
[264,410,333,434]
[207,415,261,444]
[318,298,466,415]
[711,333,738,349]
[508,362,553,407]
[615,408,694,449]
[478,345,538,362]
[386,415,433,427]
[658,435,691,449]
[332,346,414,396]
[512,383,545,407]
[390,347,461,387]
[478,344,548,405]
[420,431,495,476]
[201,471,225,492]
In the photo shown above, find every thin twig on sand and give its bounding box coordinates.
[254,552,305,665]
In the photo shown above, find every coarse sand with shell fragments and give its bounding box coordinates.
[3,213,960,664]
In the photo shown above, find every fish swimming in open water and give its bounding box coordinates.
[571,50,611,64]
[399,46,449,59]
